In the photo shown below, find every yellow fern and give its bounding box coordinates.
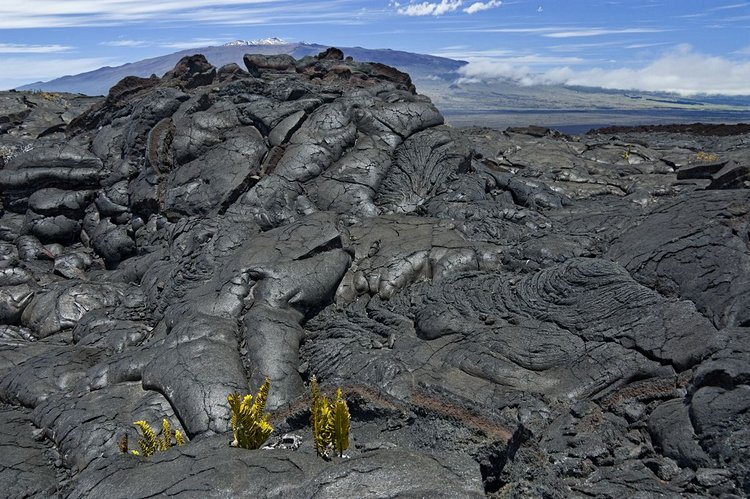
[130,418,186,458]
[309,377,351,458]
[160,418,171,451]
[133,420,158,457]
[310,376,328,456]
[696,151,719,162]
[333,389,350,457]
[227,377,274,449]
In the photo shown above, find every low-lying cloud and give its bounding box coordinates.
[457,45,750,96]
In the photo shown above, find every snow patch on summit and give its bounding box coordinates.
[224,38,288,46]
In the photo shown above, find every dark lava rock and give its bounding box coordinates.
[590,122,750,137]
[317,47,345,61]
[0,51,748,498]
[0,404,58,497]
[163,54,217,89]
[69,436,484,498]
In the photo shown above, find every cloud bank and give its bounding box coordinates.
[456,45,750,96]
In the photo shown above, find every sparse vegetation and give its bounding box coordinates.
[310,376,350,459]
[227,377,274,450]
[31,90,59,101]
[131,420,158,457]
[695,151,719,162]
[124,418,186,457]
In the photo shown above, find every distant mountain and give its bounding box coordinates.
[17,42,748,132]
[17,42,465,97]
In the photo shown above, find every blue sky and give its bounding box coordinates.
[0,0,749,94]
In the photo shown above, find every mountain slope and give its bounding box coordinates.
[18,43,464,96]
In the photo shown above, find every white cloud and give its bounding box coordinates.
[457,45,750,96]
[161,38,233,49]
[624,42,671,49]
[463,0,502,14]
[547,40,625,53]
[458,60,533,84]
[435,47,590,66]
[0,43,73,53]
[0,1,356,28]
[449,26,570,34]
[709,2,750,11]
[100,39,150,47]
[435,47,516,58]
[544,28,668,38]
[439,44,471,51]
[393,0,502,16]
[0,57,117,90]
[396,0,462,16]
[455,55,584,86]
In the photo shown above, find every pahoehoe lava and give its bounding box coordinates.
[1,49,749,497]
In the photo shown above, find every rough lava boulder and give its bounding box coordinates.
[1,50,748,497]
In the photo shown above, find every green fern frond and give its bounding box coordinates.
[133,420,158,457]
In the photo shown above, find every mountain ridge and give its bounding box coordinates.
[17,42,464,96]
